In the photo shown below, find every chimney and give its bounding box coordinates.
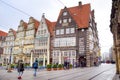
[79,1,82,6]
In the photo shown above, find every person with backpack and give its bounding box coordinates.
[32,59,38,76]
[17,60,24,79]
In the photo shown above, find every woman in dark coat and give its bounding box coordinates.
[17,60,24,79]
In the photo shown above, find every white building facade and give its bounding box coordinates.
[35,14,55,66]
[3,28,16,64]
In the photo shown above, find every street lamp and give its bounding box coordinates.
[7,47,12,72]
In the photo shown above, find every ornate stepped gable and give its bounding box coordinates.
[20,20,27,29]
[9,28,16,37]
[28,17,40,34]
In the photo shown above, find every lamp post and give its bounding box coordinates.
[7,47,12,72]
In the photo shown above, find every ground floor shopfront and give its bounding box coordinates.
[52,50,99,67]
[1,51,48,67]
[1,50,99,68]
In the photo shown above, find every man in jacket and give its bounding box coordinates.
[32,60,38,76]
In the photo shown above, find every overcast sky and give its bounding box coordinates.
[0,0,113,54]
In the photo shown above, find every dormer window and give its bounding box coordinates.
[69,18,71,22]
[63,19,67,23]
[63,12,67,16]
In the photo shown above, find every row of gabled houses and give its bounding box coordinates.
[0,1,100,67]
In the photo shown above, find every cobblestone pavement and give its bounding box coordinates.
[112,74,120,80]
[0,64,117,80]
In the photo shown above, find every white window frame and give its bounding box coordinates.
[56,30,60,35]
[59,20,62,24]
[69,18,71,22]
[66,28,70,34]
[63,12,67,16]
[60,29,64,34]
[63,19,67,23]
[70,28,75,33]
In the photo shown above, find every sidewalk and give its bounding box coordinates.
[0,64,117,80]
[0,68,46,80]
[113,74,120,80]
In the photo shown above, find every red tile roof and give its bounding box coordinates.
[33,18,40,32]
[45,19,56,36]
[23,22,28,29]
[0,30,7,36]
[58,3,91,29]
[20,20,27,29]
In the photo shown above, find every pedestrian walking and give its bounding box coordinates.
[66,62,70,69]
[32,60,38,76]
[64,61,67,70]
[17,60,24,79]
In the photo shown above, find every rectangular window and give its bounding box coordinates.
[59,20,62,24]
[71,28,75,33]
[72,53,74,56]
[63,12,67,16]
[41,30,43,34]
[71,37,76,46]
[44,29,46,34]
[38,31,40,35]
[69,18,71,22]
[64,52,67,56]
[54,37,76,47]
[54,38,60,47]
[66,28,70,34]
[56,30,60,35]
[63,19,67,23]
[54,53,56,57]
[60,29,64,34]
[57,51,59,56]
[79,38,85,54]
[60,38,64,46]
